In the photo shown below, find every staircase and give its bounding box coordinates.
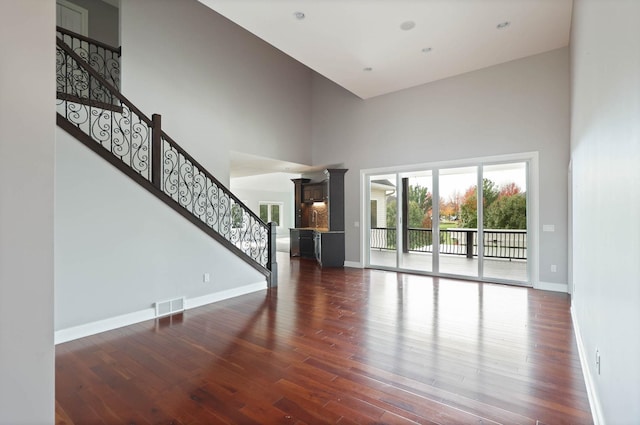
[55,27,277,287]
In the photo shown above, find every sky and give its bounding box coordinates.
[372,162,527,200]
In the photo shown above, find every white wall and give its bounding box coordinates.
[311,48,570,286]
[120,0,313,188]
[570,0,640,422]
[231,173,298,234]
[55,128,265,332]
[0,1,55,423]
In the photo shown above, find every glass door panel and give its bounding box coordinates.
[398,171,433,272]
[369,174,397,268]
[438,166,478,277]
[481,163,528,282]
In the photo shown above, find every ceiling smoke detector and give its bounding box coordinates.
[293,11,305,20]
[422,47,433,53]
[496,21,511,29]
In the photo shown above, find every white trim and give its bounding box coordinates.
[56,0,89,36]
[184,281,265,310]
[361,151,539,176]
[571,305,605,425]
[534,281,568,293]
[55,281,266,344]
[344,260,363,268]
[55,308,155,344]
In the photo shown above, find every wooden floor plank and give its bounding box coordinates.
[56,253,593,424]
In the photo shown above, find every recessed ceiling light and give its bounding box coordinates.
[363,67,373,72]
[293,11,305,20]
[496,21,511,29]
[400,21,415,31]
[421,47,433,53]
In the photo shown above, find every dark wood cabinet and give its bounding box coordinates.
[291,178,310,228]
[291,169,347,267]
[314,231,345,267]
[302,183,326,203]
[299,230,315,257]
[325,169,347,231]
[291,228,315,258]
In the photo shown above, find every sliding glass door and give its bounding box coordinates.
[369,174,397,269]
[398,171,434,273]
[366,159,530,285]
[438,166,478,278]
[481,162,528,282]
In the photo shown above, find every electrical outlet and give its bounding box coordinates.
[551,264,557,273]
[595,349,601,375]
[203,273,210,283]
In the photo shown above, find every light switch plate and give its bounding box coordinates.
[543,224,555,232]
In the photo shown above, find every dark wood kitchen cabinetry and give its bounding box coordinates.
[291,178,310,228]
[314,231,345,267]
[290,169,348,267]
[324,169,347,231]
[290,228,315,258]
[302,183,326,203]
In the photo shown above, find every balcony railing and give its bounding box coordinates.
[370,227,527,260]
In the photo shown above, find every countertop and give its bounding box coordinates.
[290,227,344,234]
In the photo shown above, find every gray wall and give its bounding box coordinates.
[0,1,55,423]
[67,0,119,46]
[311,48,570,286]
[55,128,265,330]
[570,0,640,422]
[54,0,313,334]
[120,0,313,187]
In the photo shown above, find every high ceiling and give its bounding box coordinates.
[199,0,573,100]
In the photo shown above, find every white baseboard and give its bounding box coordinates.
[535,280,568,293]
[571,305,605,425]
[55,281,266,345]
[55,308,156,344]
[184,281,265,310]
[343,261,363,268]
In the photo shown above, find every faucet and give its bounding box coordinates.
[312,210,318,228]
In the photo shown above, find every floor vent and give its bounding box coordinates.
[155,297,185,318]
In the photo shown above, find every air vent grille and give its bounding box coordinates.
[155,297,185,318]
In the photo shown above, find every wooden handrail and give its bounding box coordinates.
[56,25,121,54]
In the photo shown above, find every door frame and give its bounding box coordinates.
[56,0,89,36]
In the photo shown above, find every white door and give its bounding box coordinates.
[56,0,88,36]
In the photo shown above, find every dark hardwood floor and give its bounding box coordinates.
[56,253,592,424]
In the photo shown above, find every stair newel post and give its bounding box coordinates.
[151,114,162,190]
[267,222,278,288]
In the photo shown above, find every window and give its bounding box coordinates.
[259,202,283,227]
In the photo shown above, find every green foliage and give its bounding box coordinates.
[385,184,433,230]
[460,178,500,228]
[485,193,526,229]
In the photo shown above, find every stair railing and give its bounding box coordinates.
[56,26,120,90]
[55,37,277,286]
